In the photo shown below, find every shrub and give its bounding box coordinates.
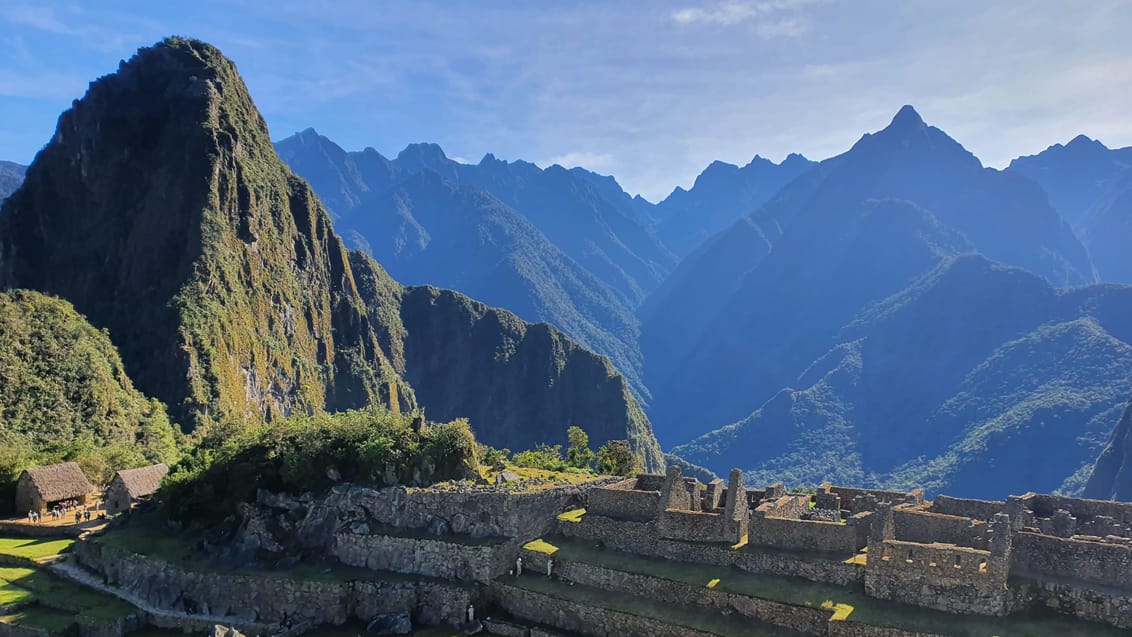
[596,440,638,476]
[159,408,477,526]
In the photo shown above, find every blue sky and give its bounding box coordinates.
[1,0,1130,200]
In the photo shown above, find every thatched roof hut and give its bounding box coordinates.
[105,463,168,514]
[15,462,95,514]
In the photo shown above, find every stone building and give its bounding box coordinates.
[15,461,95,514]
[105,463,169,514]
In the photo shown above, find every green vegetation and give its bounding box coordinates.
[0,565,134,625]
[160,407,477,525]
[595,439,639,476]
[540,535,1127,637]
[565,426,595,469]
[506,574,794,636]
[0,290,181,512]
[0,538,73,563]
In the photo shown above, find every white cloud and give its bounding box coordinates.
[756,17,807,38]
[672,3,758,25]
[545,151,618,172]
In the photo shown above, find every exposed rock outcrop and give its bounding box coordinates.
[1085,400,1132,501]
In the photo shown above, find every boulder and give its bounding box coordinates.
[366,611,412,635]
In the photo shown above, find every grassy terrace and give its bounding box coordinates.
[537,535,1128,637]
[0,537,74,563]
[0,536,136,634]
[93,514,475,589]
[504,573,801,637]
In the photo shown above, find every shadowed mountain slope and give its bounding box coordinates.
[1086,400,1132,501]
[642,106,1095,445]
[674,255,1132,499]
[653,153,815,256]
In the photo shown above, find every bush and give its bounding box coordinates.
[159,408,477,526]
[512,444,566,471]
[596,440,638,476]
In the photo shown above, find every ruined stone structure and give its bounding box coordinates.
[65,470,1132,636]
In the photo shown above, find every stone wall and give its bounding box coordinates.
[893,508,987,550]
[521,557,831,635]
[929,496,1004,521]
[748,516,867,554]
[333,532,511,583]
[75,540,472,628]
[864,540,1006,615]
[0,622,49,637]
[826,622,948,637]
[756,494,812,519]
[1009,575,1132,630]
[586,479,660,522]
[830,487,922,507]
[559,513,863,586]
[1011,531,1132,589]
[657,509,729,543]
[490,583,719,637]
[1021,493,1132,526]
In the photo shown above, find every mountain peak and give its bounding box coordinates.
[887,104,926,132]
[397,143,449,163]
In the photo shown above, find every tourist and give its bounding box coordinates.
[26,510,33,523]
[515,556,523,576]
[466,604,475,622]
[75,510,82,524]
[547,558,553,578]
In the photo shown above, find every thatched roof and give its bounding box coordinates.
[22,462,95,501]
[112,463,169,499]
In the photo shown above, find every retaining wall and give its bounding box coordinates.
[333,532,512,583]
[75,540,472,628]
[1011,531,1132,590]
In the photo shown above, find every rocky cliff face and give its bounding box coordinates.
[0,38,411,429]
[1086,401,1132,501]
[348,251,663,471]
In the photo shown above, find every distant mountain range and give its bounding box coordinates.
[276,130,672,400]
[5,54,1132,499]
[1008,135,1132,284]
[651,153,816,256]
[0,161,25,202]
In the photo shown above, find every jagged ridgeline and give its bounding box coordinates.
[0,37,412,428]
[0,37,661,469]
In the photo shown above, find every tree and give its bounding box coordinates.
[596,440,638,476]
[566,426,595,469]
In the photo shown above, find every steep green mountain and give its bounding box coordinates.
[1085,400,1132,501]
[1007,135,1132,284]
[0,161,24,202]
[348,252,663,470]
[642,105,1095,444]
[0,38,412,430]
[0,289,179,510]
[0,38,662,471]
[653,153,815,256]
[276,130,653,399]
[674,256,1132,499]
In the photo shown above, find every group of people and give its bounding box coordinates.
[25,499,94,524]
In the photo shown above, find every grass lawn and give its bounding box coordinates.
[0,566,134,621]
[506,574,801,636]
[540,535,1128,637]
[0,581,35,607]
[0,537,74,563]
[0,606,77,633]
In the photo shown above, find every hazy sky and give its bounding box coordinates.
[1,0,1130,200]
